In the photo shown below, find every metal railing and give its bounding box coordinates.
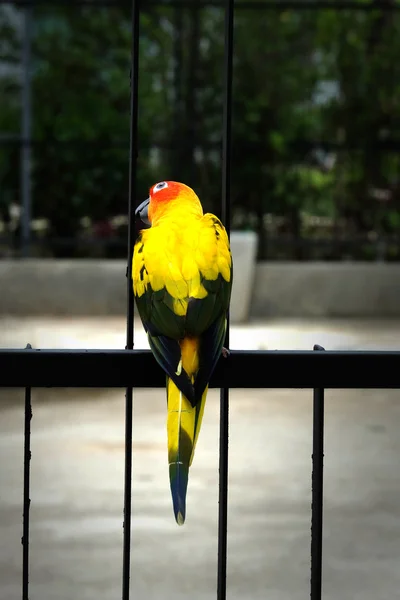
[1,1,400,600]
[2,346,400,600]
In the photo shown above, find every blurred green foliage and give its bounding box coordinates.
[1,2,400,259]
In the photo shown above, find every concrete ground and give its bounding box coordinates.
[1,317,400,600]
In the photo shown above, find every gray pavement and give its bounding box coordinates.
[1,318,400,599]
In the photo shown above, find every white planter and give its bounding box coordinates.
[229,231,258,323]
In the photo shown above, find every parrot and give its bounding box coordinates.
[132,180,232,525]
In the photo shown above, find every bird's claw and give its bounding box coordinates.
[175,359,182,376]
[222,347,230,359]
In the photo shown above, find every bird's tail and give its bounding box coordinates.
[167,337,208,525]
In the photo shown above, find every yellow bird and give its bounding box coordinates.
[132,181,232,524]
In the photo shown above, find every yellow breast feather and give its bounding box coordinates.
[133,213,231,316]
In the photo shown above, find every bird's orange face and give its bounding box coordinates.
[148,181,181,223]
[135,181,200,225]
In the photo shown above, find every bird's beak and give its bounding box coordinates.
[135,197,150,225]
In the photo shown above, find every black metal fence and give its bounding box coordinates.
[2,0,400,260]
[1,2,400,600]
[3,348,400,600]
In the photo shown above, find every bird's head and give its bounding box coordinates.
[135,181,202,226]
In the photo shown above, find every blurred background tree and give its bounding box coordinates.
[0,1,400,259]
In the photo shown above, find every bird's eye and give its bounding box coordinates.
[154,181,168,193]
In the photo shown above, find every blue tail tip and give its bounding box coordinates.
[170,463,188,526]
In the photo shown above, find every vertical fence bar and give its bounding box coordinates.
[122,0,140,598]
[218,0,234,599]
[310,344,325,600]
[22,386,32,600]
[22,345,32,600]
[21,5,32,257]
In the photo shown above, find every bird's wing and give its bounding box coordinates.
[132,214,232,403]
[186,214,232,403]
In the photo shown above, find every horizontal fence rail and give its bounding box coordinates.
[1,348,400,388]
[4,0,400,8]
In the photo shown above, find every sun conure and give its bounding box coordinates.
[132,180,232,525]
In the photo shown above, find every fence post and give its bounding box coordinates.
[310,344,325,600]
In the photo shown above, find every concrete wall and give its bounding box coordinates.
[252,262,400,317]
[0,260,128,316]
[0,232,257,322]
[1,259,400,319]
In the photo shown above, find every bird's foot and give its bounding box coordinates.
[175,359,182,376]
[222,347,230,359]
